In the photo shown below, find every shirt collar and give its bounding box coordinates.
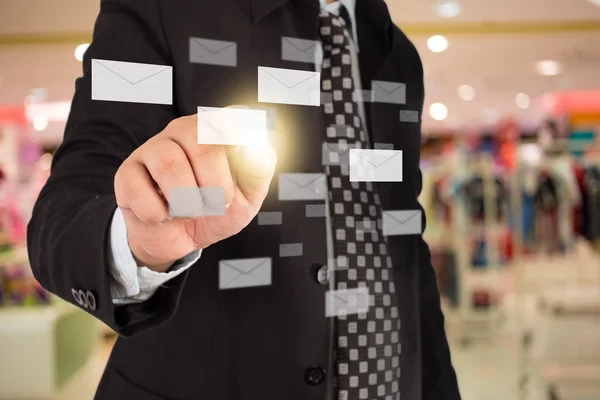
[319,0,359,50]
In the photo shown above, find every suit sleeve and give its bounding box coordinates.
[410,56,461,400]
[385,28,461,399]
[27,0,188,337]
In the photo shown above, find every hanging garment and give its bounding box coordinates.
[583,166,600,242]
[534,171,560,253]
[572,162,586,235]
[460,175,508,221]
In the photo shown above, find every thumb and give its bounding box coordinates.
[230,143,277,206]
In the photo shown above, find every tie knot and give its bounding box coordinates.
[318,9,350,48]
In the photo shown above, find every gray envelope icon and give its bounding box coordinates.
[219,257,272,289]
[400,110,419,123]
[321,142,358,166]
[382,210,422,236]
[306,204,328,218]
[258,211,283,225]
[325,287,370,317]
[168,186,226,217]
[372,80,407,105]
[278,173,327,201]
[356,218,378,232]
[374,143,394,150]
[281,37,318,64]
[325,124,356,139]
[279,243,303,257]
[189,37,237,67]
[320,91,334,104]
[352,89,373,103]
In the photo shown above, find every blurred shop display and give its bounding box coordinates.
[421,90,600,400]
[0,106,99,400]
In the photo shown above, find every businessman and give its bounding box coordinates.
[27,0,460,399]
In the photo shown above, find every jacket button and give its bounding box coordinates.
[304,366,326,385]
[316,265,329,285]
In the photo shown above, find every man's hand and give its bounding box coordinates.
[114,113,277,272]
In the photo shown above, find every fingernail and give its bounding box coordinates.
[225,202,232,209]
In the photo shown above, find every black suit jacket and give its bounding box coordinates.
[27,0,460,399]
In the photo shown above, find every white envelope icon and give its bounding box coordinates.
[325,287,370,317]
[219,257,272,290]
[382,210,422,236]
[258,66,321,107]
[91,59,172,105]
[278,173,327,201]
[197,106,267,145]
[349,149,403,182]
[281,37,318,64]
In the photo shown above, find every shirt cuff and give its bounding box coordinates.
[108,207,201,305]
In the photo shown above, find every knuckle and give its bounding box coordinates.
[124,178,146,203]
[156,146,185,174]
[143,210,167,224]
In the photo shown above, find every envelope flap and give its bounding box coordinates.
[283,37,317,52]
[222,258,269,274]
[191,38,236,54]
[323,142,352,153]
[373,80,404,93]
[283,174,324,188]
[93,59,171,85]
[387,210,420,225]
[352,149,401,168]
[259,67,319,89]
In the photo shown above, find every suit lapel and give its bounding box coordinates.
[355,0,393,90]
[355,0,394,145]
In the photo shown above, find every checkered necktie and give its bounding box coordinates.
[319,9,401,400]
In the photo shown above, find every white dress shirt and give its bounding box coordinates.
[108,0,366,304]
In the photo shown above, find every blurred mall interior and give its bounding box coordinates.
[1,0,600,399]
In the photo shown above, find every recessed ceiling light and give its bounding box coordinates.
[427,35,449,53]
[536,60,561,76]
[432,0,462,18]
[515,93,530,109]
[33,116,48,132]
[457,84,475,101]
[429,103,448,121]
[74,44,90,62]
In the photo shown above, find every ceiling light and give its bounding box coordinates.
[457,84,475,101]
[586,0,600,7]
[432,0,462,18]
[429,103,448,121]
[33,116,48,132]
[74,44,90,62]
[515,93,530,109]
[536,60,561,76]
[427,35,448,53]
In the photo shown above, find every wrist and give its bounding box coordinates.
[128,240,176,273]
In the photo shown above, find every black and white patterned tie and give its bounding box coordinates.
[319,9,401,400]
